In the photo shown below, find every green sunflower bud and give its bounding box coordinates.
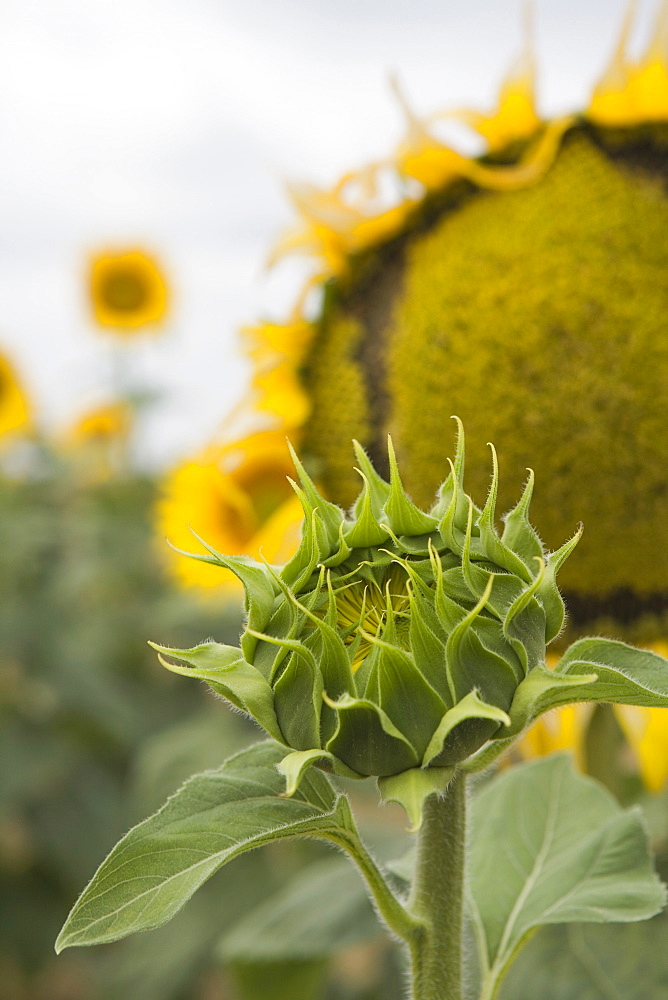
[152,422,580,823]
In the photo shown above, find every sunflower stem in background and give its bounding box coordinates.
[408,774,467,1000]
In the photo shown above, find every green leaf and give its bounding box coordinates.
[149,641,283,743]
[500,916,668,1000]
[55,742,353,951]
[469,755,666,999]
[503,664,599,737]
[555,637,668,707]
[219,856,381,961]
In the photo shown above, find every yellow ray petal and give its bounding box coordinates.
[589,1,668,126]
[0,354,31,439]
[252,362,311,430]
[614,641,668,793]
[516,703,593,770]
[434,5,540,151]
[156,431,303,592]
[243,319,315,368]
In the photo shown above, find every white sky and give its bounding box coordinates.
[0,0,653,465]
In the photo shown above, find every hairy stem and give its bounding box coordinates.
[322,828,423,945]
[408,771,467,1000]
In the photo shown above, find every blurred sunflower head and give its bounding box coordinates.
[66,401,132,446]
[249,3,668,645]
[157,430,303,592]
[0,353,31,439]
[88,249,169,332]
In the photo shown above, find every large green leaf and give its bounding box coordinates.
[499,915,668,1000]
[219,856,381,961]
[55,742,353,951]
[468,755,666,999]
[555,638,668,707]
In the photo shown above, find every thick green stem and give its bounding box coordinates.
[408,771,467,1000]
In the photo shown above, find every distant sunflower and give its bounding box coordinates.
[0,354,31,439]
[89,250,169,332]
[157,431,303,592]
[66,401,132,446]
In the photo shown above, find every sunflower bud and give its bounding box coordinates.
[152,423,580,825]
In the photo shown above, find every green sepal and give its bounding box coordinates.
[501,663,600,737]
[432,416,467,520]
[407,586,452,705]
[286,441,344,550]
[324,691,419,776]
[478,444,533,583]
[437,458,470,555]
[500,470,544,567]
[381,436,439,536]
[250,596,299,679]
[537,526,583,643]
[174,534,276,662]
[352,439,391,517]
[422,690,511,767]
[274,658,322,750]
[367,637,447,759]
[554,637,668,707]
[445,578,517,710]
[502,561,547,675]
[247,632,323,751]
[378,766,455,832]
[281,499,329,592]
[149,642,283,743]
[461,505,525,619]
[277,749,363,796]
[295,605,356,701]
[428,539,469,635]
[344,471,391,548]
[320,519,352,567]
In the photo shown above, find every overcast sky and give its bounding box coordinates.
[0,0,649,465]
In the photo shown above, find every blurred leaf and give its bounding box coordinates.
[230,959,328,1000]
[97,853,283,1000]
[469,755,666,997]
[130,702,252,817]
[219,856,381,962]
[499,915,668,999]
[56,742,353,951]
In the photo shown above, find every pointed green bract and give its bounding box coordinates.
[378,766,455,832]
[149,641,283,743]
[422,690,511,767]
[150,427,668,817]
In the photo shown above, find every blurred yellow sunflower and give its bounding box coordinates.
[0,354,31,439]
[66,401,132,446]
[157,430,303,592]
[89,250,169,332]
